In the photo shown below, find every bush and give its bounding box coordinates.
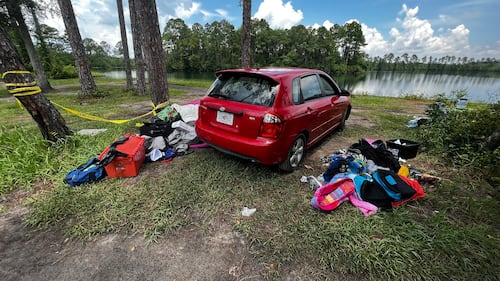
[50,64,78,79]
[416,94,499,178]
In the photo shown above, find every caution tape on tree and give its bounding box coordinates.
[1,70,170,124]
[50,101,170,125]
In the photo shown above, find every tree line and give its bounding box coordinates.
[367,53,499,76]
[161,18,366,76]
[5,16,367,77]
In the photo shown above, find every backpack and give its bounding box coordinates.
[63,157,106,187]
[139,119,176,137]
[372,169,416,202]
[63,136,130,187]
[322,154,351,183]
[311,178,355,211]
[354,175,394,211]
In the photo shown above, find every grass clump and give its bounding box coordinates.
[0,125,60,194]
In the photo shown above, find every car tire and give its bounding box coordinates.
[278,134,306,172]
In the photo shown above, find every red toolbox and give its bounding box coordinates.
[99,134,146,178]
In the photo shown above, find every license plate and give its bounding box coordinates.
[216,111,234,125]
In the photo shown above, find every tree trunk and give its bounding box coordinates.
[241,0,252,68]
[0,26,72,143]
[7,1,54,92]
[134,0,169,105]
[56,0,97,96]
[30,6,52,78]
[129,0,147,96]
[116,0,133,90]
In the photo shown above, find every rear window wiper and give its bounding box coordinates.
[209,92,230,99]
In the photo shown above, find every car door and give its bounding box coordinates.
[295,74,332,144]
[318,74,347,131]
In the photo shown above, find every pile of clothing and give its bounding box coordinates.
[138,101,205,162]
[310,138,426,216]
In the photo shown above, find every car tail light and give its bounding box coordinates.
[259,113,283,139]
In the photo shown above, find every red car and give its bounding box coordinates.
[195,67,351,172]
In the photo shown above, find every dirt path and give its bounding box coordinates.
[0,206,266,281]
[0,85,430,281]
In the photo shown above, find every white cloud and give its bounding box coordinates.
[322,20,334,30]
[254,0,303,29]
[361,4,477,58]
[215,9,229,18]
[311,20,333,30]
[72,0,120,45]
[361,25,388,55]
[175,2,201,18]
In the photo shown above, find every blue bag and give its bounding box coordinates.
[372,169,416,202]
[64,136,130,187]
[63,157,106,187]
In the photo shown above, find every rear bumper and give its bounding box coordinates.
[195,122,286,165]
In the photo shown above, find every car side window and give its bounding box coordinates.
[300,75,321,101]
[318,74,340,96]
[292,78,301,104]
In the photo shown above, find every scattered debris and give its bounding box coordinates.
[77,128,108,136]
[241,207,257,217]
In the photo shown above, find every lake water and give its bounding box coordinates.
[103,70,500,103]
[350,72,500,103]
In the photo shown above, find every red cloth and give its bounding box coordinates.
[392,175,426,207]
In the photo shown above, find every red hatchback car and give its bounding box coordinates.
[195,67,351,171]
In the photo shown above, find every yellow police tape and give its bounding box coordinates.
[2,70,169,124]
[50,101,170,125]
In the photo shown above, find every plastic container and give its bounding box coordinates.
[456,98,468,109]
[386,139,420,159]
[99,135,146,178]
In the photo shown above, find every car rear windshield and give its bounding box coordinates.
[207,73,279,107]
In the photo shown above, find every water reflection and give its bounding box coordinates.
[350,71,500,103]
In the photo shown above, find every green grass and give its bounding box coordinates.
[0,82,498,280]
[0,87,9,98]
[169,78,213,88]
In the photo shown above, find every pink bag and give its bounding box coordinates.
[311,178,354,211]
[311,177,378,216]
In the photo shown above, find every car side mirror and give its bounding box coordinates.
[340,89,351,96]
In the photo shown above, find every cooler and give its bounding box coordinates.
[99,135,146,178]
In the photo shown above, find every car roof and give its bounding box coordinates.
[215,67,323,80]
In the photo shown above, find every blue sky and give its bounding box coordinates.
[44,0,500,60]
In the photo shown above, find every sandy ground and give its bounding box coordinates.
[0,85,429,281]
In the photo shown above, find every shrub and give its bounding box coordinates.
[50,64,78,79]
[416,94,499,178]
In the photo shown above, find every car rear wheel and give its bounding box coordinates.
[278,135,306,172]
